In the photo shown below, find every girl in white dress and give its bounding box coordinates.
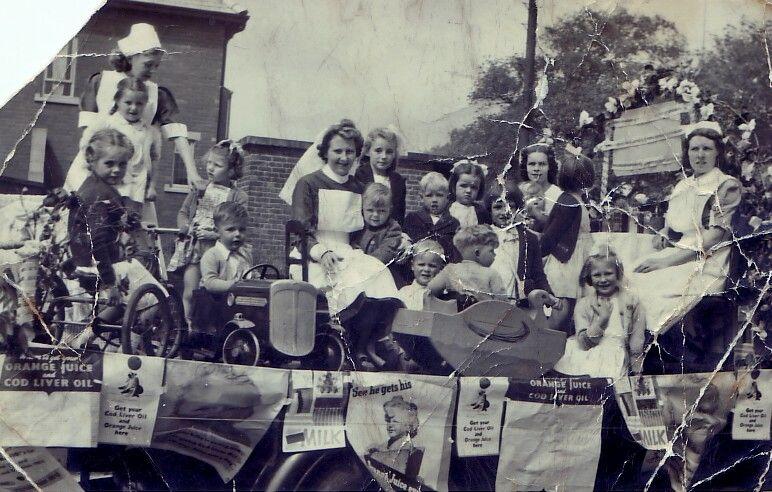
[65,77,156,215]
[631,123,742,333]
[554,248,647,379]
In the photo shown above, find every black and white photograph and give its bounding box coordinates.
[0,0,769,490]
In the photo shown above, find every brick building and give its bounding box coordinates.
[0,0,248,228]
[238,136,450,271]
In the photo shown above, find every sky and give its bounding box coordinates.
[224,0,766,151]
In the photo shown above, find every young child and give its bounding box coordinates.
[397,239,445,310]
[355,127,407,225]
[521,181,548,228]
[199,201,253,294]
[350,183,404,265]
[428,225,505,304]
[404,172,460,262]
[65,77,157,216]
[485,181,552,300]
[553,248,647,378]
[168,140,247,326]
[67,129,162,347]
[448,160,489,227]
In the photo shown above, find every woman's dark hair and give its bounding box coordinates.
[558,154,595,193]
[317,119,364,162]
[519,144,559,184]
[449,160,486,201]
[109,77,148,115]
[682,128,730,175]
[484,179,524,214]
[360,127,400,174]
[206,140,245,180]
[109,47,163,74]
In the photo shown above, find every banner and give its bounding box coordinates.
[455,376,508,457]
[346,373,456,492]
[614,372,738,451]
[496,377,609,492]
[283,370,348,452]
[150,359,289,482]
[0,349,102,447]
[98,353,165,446]
[0,448,81,492]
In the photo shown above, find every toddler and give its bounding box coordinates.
[397,239,445,310]
[428,225,505,304]
[65,77,157,216]
[199,202,253,294]
[350,183,403,265]
[404,172,460,262]
[553,248,647,378]
[168,140,248,326]
[521,181,547,227]
[448,160,489,227]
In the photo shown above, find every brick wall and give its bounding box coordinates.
[239,136,448,272]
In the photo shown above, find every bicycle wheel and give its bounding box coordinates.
[164,286,186,358]
[121,284,174,357]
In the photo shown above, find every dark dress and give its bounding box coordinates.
[68,175,127,285]
[404,209,461,263]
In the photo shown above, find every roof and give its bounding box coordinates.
[126,0,247,16]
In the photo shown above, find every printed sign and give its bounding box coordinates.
[0,349,102,447]
[346,373,456,492]
[0,447,81,492]
[733,368,771,440]
[496,377,609,492]
[151,359,289,482]
[283,370,348,452]
[456,376,508,457]
[98,353,165,446]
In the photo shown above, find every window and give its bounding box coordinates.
[35,38,79,104]
[172,131,202,185]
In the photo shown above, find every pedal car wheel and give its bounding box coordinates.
[222,328,261,366]
[121,284,174,357]
[164,287,186,358]
[301,330,347,371]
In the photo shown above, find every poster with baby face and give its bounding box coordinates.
[150,359,289,482]
[345,372,456,492]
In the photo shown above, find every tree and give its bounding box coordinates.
[433,8,687,167]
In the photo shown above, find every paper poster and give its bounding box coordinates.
[496,377,609,492]
[455,376,508,457]
[614,372,738,451]
[0,447,82,492]
[98,353,165,446]
[283,370,348,452]
[0,349,102,447]
[346,373,456,492]
[733,368,771,440]
[151,359,289,482]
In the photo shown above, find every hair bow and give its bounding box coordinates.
[452,159,489,176]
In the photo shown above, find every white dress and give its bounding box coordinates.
[628,168,740,333]
[554,296,628,379]
[290,167,398,314]
[543,194,595,298]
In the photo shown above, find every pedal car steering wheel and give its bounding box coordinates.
[242,263,281,280]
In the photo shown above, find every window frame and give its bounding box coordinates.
[34,38,79,105]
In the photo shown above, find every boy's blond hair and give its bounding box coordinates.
[419,172,449,194]
[362,182,392,210]
[453,225,498,252]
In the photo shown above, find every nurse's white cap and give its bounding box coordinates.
[118,23,162,57]
[682,120,722,137]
